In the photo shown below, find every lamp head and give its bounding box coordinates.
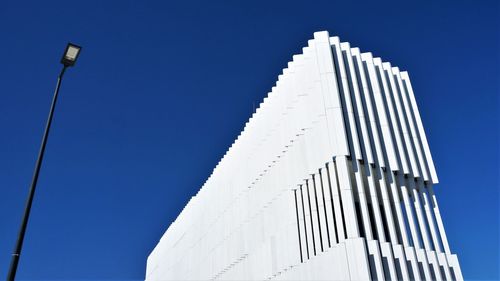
[61,43,82,67]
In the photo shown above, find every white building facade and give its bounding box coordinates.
[146,31,462,281]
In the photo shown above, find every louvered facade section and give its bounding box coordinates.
[146,31,462,281]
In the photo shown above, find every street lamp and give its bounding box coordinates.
[7,42,82,281]
[61,43,81,67]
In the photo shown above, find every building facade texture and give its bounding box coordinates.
[146,31,462,281]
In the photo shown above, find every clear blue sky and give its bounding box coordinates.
[0,0,498,280]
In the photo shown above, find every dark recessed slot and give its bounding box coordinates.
[394,258,403,281]
[440,265,447,281]
[367,202,379,241]
[408,187,425,248]
[300,186,310,260]
[355,201,365,238]
[379,204,391,243]
[368,254,378,281]
[333,161,348,240]
[305,180,317,256]
[406,261,415,281]
[293,190,303,263]
[319,169,331,248]
[325,163,340,244]
[400,201,414,247]
[430,265,437,281]
[312,175,324,252]
[449,267,457,281]
[418,262,425,280]
[382,256,391,280]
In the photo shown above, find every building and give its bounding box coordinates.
[145,31,463,281]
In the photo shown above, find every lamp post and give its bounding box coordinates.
[7,43,82,281]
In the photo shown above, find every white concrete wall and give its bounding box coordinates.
[145,31,462,281]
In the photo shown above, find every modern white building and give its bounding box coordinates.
[145,31,463,281]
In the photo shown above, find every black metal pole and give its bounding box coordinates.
[7,65,67,281]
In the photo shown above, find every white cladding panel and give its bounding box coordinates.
[146,31,460,281]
